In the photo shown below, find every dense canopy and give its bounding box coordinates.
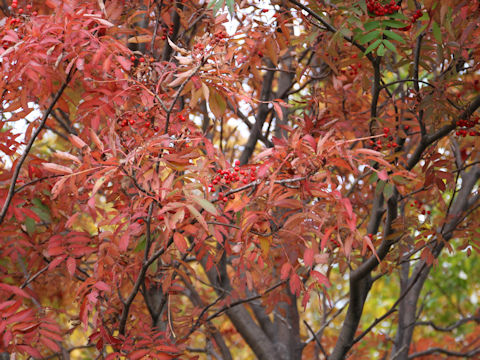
[1,0,480,359]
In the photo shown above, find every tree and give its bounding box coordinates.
[1,0,480,358]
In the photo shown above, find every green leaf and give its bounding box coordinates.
[383,30,406,43]
[31,198,51,222]
[414,23,428,39]
[383,182,394,199]
[209,88,226,118]
[25,217,35,236]
[358,0,367,13]
[364,39,382,54]
[358,30,381,45]
[225,0,234,16]
[389,12,409,21]
[382,39,397,53]
[191,196,218,216]
[432,21,442,43]
[212,0,223,16]
[375,180,385,196]
[207,0,216,9]
[382,19,408,28]
[377,43,386,56]
[363,20,381,32]
[134,236,146,252]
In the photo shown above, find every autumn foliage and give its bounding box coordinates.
[1,0,480,359]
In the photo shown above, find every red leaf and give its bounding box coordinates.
[69,134,88,149]
[94,281,111,292]
[40,336,61,352]
[66,257,76,276]
[129,349,150,360]
[378,169,389,181]
[116,55,132,71]
[48,255,67,271]
[0,284,32,299]
[289,273,301,296]
[280,263,291,280]
[16,345,42,358]
[311,270,330,287]
[174,232,188,253]
[304,248,314,267]
[41,162,73,175]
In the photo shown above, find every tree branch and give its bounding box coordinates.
[0,67,75,226]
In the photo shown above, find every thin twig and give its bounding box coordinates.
[304,320,328,359]
[0,67,75,225]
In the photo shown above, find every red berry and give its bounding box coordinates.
[137,218,144,224]
[235,160,240,166]
[139,57,145,63]
[32,11,37,16]
[26,4,32,9]
[130,55,136,61]
[18,8,23,14]
[222,196,228,202]
[158,215,164,221]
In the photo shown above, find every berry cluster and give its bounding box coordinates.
[367,0,400,16]
[410,200,430,215]
[208,160,258,201]
[336,54,362,77]
[455,117,479,137]
[119,111,157,131]
[161,25,174,41]
[399,9,423,31]
[8,2,37,27]
[368,127,401,151]
[129,55,155,65]
[118,111,189,133]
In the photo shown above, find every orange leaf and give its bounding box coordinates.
[174,232,188,253]
[41,163,73,175]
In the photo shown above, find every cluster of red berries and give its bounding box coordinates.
[208,160,258,201]
[411,9,423,22]
[119,111,156,130]
[161,25,174,40]
[137,209,192,224]
[367,0,400,16]
[368,127,400,150]
[335,54,362,77]
[193,43,205,51]
[213,31,227,42]
[455,117,479,137]
[130,55,145,63]
[410,200,430,215]
[10,2,37,15]
[399,9,423,31]
[129,55,155,64]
